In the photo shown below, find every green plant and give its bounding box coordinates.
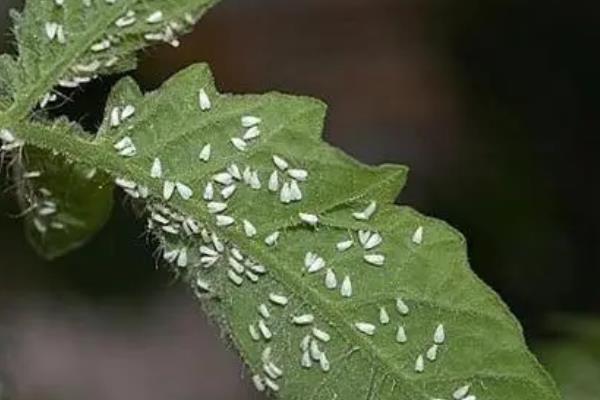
[0,1,562,399]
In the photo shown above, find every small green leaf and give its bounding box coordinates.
[6,64,560,399]
[16,124,113,260]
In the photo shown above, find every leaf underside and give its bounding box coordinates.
[0,1,562,399]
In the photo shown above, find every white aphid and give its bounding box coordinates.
[211,233,225,252]
[264,378,279,392]
[258,304,270,319]
[216,215,235,227]
[434,324,446,344]
[258,319,272,340]
[262,346,272,363]
[336,239,353,252]
[199,143,211,161]
[163,180,175,200]
[289,180,302,201]
[312,327,331,343]
[151,212,170,225]
[413,226,424,244]
[364,254,385,266]
[319,353,330,372]
[264,231,280,246]
[272,155,289,171]
[242,115,262,127]
[249,264,267,274]
[268,171,279,192]
[203,182,214,200]
[301,351,312,369]
[200,246,219,257]
[287,169,308,181]
[355,322,376,336]
[279,182,292,204]
[242,166,252,184]
[146,10,164,23]
[207,202,228,214]
[228,257,244,274]
[227,269,243,286]
[91,39,110,52]
[243,219,257,237]
[307,257,326,274]
[415,354,425,373]
[396,325,407,343]
[243,126,261,140]
[196,278,211,292]
[340,276,352,298]
[183,218,200,234]
[269,293,289,306]
[426,344,438,362]
[324,269,337,289]
[231,137,247,151]
[300,335,312,352]
[198,88,211,111]
[463,396,476,400]
[292,314,315,325]
[249,171,261,190]
[230,247,244,261]
[252,374,265,392]
[379,307,390,325]
[113,136,133,150]
[246,270,259,283]
[299,212,319,226]
[163,249,179,263]
[309,338,322,360]
[55,25,66,43]
[175,182,193,200]
[264,362,282,379]
[364,233,383,250]
[221,185,237,200]
[396,297,410,315]
[150,158,162,178]
[121,104,135,120]
[453,385,471,400]
[118,145,137,157]
[305,252,317,268]
[45,22,58,40]
[213,172,233,185]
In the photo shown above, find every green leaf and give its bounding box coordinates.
[6,0,220,117]
[13,122,114,260]
[0,0,220,259]
[5,64,560,399]
[536,316,600,400]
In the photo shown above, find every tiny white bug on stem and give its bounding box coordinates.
[301,351,312,369]
[258,304,271,319]
[265,231,280,246]
[258,319,272,340]
[312,327,331,343]
[199,144,211,162]
[227,269,243,286]
[227,164,242,180]
[113,136,133,151]
[150,158,162,179]
[203,182,214,200]
[249,171,261,190]
[353,201,377,221]
[268,171,279,192]
[146,10,163,24]
[307,256,326,273]
[213,172,233,186]
[163,181,175,200]
[121,105,135,120]
[207,202,227,214]
[221,184,237,200]
[336,239,353,252]
[243,126,261,140]
[379,307,390,325]
[269,293,289,306]
[364,233,383,250]
[319,353,330,372]
[198,88,211,111]
[175,182,193,200]
[453,385,470,400]
[289,180,302,201]
[243,220,257,237]
[364,254,385,266]
[396,297,410,315]
[415,354,425,373]
[324,269,337,289]
[396,325,407,343]
[231,137,247,151]
[216,215,235,227]
[413,226,424,244]
[251,374,265,392]
[434,324,446,344]
[115,178,136,189]
[272,155,288,171]
[292,314,314,325]
[426,344,438,362]
[299,212,319,226]
[279,182,292,204]
[288,169,308,181]
[340,276,352,298]
[242,116,261,127]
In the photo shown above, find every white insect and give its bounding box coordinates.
[412,226,424,244]
[203,182,214,200]
[310,339,322,360]
[199,143,211,162]
[90,39,110,52]
[227,164,242,180]
[453,385,470,400]
[264,378,279,392]
[264,231,280,247]
[146,10,164,24]
[358,230,373,246]
[319,353,330,372]
[175,182,193,200]
[258,319,272,340]
[353,201,377,221]
[396,325,407,343]
[213,172,233,185]
[221,185,237,200]
[196,278,211,292]
[45,22,58,40]
[227,269,243,286]
[336,239,353,252]
[150,158,162,178]
[249,171,261,190]
[269,293,288,306]
[415,354,425,373]
[340,276,352,298]
[252,375,265,392]
[115,178,136,189]
[272,155,289,171]
[396,297,410,315]
[242,115,262,127]
[355,322,376,336]
[289,180,302,201]
[279,182,292,204]
[426,344,438,362]
[307,256,326,274]
[113,136,133,151]
[363,254,385,266]
[292,314,315,325]
[258,304,271,319]
[243,126,261,140]
[312,327,331,343]
[287,169,308,181]
[216,215,235,227]
[231,137,247,151]
[268,171,279,192]
[198,88,211,111]
[364,232,383,250]
[176,247,188,267]
[163,181,175,200]
[301,351,312,369]
[207,202,228,214]
[324,269,337,289]
[243,219,257,237]
[299,212,319,226]
[434,324,446,344]
[200,246,219,257]
[379,307,390,325]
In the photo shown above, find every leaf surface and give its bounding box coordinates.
[5,64,561,400]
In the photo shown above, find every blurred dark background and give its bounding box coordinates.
[1,0,599,399]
